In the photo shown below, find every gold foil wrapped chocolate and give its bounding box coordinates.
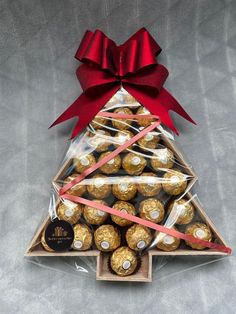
[74,153,96,173]
[64,173,86,196]
[139,198,165,223]
[126,224,152,251]
[167,199,194,225]
[41,230,54,252]
[99,152,121,174]
[156,228,181,251]
[112,107,133,130]
[112,177,137,201]
[123,93,136,104]
[83,200,109,225]
[151,148,174,170]
[136,107,155,127]
[87,174,111,199]
[114,130,134,150]
[137,132,160,150]
[111,201,136,227]
[122,153,147,175]
[110,246,138,276]
[90,116,108,129]
[94,224,121,252]
[72,224,93,250]
[88,130,112,152]
[185,223,212,250]
[57,200,83,225]
[162,169,187,195]
[137,172,161,196]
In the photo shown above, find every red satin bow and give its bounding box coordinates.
[50,28,195,138]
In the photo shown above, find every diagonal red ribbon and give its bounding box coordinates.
[61,194,231,254]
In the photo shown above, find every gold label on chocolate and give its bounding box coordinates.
[137,240,146,249]
[122,260,131,270]
[163,235,175,245]
[80,157,89,166]
[101,241,110,250]
[195,229,207,239]
[65,208,74,217]
[45,220,74,251]
[73,240,83,249]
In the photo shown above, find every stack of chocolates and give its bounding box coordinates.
[41,93,213,277]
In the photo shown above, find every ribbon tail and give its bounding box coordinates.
[50,85,120,139]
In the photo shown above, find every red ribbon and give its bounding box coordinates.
[50,28,195,138]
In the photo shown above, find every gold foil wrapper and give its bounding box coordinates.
[112,107,133,130]
[137,172,161,196]
[112,177,137,201]
[137,132,160,149]
[110,246,138,276]
[57,200,83,225]
[156,227,181,251]
[87,174,111,199]
[151,148,174,170]
[185,222,212,250]
[123,93,136,104]
[136,107,156,127]
[64,173,87,196]
[72,224,93,250]
[94,224,121,252]
[114,130,134,150]
[162,169,187,195]
[83,199,109,225]
[74,153,96,173]
[99,152,121,174]
[90,116,108,129]
[167,198,194,225]
[126,224,152,251]
[122,152,147,175]
[88,130,112,152]
[139,198,165,223]
[111,201,136,227]
[41,231,54,252]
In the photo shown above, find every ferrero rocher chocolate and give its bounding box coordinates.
[72,224,93,250]
[83,200,109,225]
[87,174,111,199]
[88,130,112,152]
[139,198,165,223]
[112,107,133,130]
[137,172,161,196]
[122,153,147,175]
[156,228,181,251]
[167,199,194,225]
[137,132,160,150]
[111,201,136,227]
[41,231,54,252]
[74,154,96,173]
[185,223,212,250]
[99,152,121,174]
[57,200,83,225]
[126,224,152,251]
[110,246,138,276]
[94,224,121,252]
[112,177,137,201]
[136,107,156,127]
[90,115,107,129]
[123,93,136,104]
[162,169,187,195]
[114,130,134,150]
[151,148,174,170]
[64,173,87,196]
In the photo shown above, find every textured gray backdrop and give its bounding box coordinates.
[0,0,236,313]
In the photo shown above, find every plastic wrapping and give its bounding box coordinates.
[25,88,230,282]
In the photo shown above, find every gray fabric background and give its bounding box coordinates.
[0,0,236,313]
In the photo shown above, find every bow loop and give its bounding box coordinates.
[51,28,195,138]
